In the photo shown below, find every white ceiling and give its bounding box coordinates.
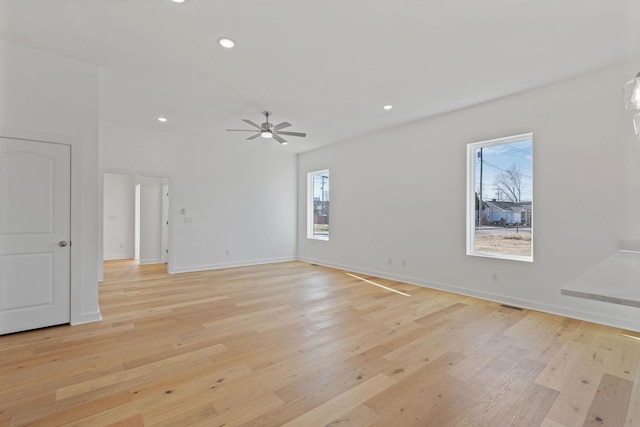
[1,0,639,153]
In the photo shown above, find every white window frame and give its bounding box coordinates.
[466,133,533,262]
[307,169,330,241]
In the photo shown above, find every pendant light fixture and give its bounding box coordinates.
[624,71,640,110]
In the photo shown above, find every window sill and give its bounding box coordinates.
[467,251,533,263]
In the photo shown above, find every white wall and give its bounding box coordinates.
[103,173,135,260]
[298,62,640,332]
[100,121,297,273]
[0,40,101,325]
[5,37,636,333]
[139,176,163,264]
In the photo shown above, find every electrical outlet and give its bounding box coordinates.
[388,258,392,265]
[225,249,230,256]
[492,272,499,282]
[402,260,406,267]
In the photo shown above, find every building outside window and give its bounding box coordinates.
[467,133,533,262]
[307,170,330,240]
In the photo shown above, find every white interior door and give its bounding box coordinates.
[161,181,169,264]
[0,137,71,335]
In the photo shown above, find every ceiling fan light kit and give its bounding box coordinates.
[226,111,306,145]
[218,38,235,49]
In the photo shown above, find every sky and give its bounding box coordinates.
[475,138,533,202]
[313,172,329,201]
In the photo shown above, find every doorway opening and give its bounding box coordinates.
[103,173,170,271]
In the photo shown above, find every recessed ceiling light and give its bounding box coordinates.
[218,38,235,49]
[382,104,393,110]
[171,0,186,3]
[157,117,168,123]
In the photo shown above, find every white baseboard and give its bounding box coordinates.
[139,259,163,265]
[170,256,297,274]
[71,311,102,326]
[103,254,135,261]
[297,256,640,333]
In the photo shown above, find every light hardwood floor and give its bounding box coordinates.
[1,260,639,426]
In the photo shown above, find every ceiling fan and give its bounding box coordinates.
[226,111,307,145]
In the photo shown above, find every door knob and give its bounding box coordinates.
[59,241,68,247]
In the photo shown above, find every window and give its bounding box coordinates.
[307,170,330,240]
[467,133,533,262]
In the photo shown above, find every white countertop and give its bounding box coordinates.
[561,250,640,308]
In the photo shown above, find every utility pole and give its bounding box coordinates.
[320,175,327,216]
[478,148,483,226]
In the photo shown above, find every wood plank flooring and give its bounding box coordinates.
[1,260,639,426]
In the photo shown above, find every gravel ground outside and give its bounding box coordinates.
[474,232,532,256]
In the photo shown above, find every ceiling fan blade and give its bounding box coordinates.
[277,131,306,138]
[226,129,260,132]
[272,133,287,144]
[273,121,292,130]
[246,133,262,140]
[242,119,262,129]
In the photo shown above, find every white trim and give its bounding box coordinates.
[0,127,102,327]
[101,168,174,274]
[467,251,533,263]
[139,259,163,265]
[134,182,141,261]
[70,311,102,326]
[466,133,534,262]
[297,256,640,332]
[171,256,297,274]
[161,182,169,264]
[471,132,533,148]
[307,169,330,240]
[103,254,135,261]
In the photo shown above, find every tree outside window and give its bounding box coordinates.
[468,134,533,261]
